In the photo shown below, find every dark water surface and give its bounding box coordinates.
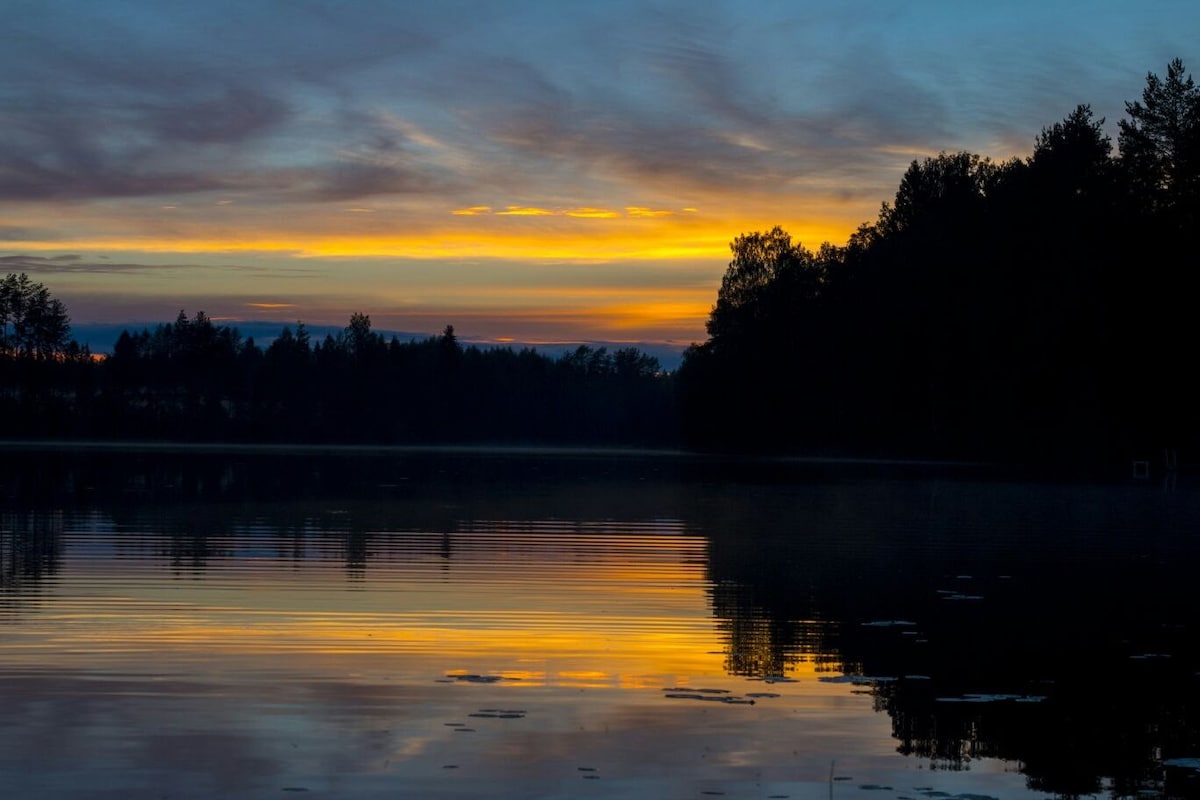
[3,447,1200,799]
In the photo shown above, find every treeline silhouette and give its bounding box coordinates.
[4,59,1198,461]
[1,310,671,444]
[681,59,1200,462]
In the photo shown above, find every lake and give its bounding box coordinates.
[3,446,1199,799]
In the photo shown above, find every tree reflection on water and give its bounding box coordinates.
[699,472,1200,798]
[3,447,1200,797]
[0,511,62,597]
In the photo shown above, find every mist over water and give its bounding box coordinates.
[3,449,1199,799]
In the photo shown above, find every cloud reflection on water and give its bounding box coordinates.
[5,450,1200,798]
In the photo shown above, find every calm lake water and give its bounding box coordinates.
[3,447,1200,799]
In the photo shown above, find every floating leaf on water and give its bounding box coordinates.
[935,693,1045,704]
[819,675,895,684]
[720,697,755,705]
[745,692,781,698]
[955,793,1000,800]
[444,722,465,727]
[664,693,705,700]
[449,674,503,684]
[833,776,852,781]
[442,765,459,769]
[860,784,894,791]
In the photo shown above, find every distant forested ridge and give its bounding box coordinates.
[1,308,672,445]
[680,59,1200,463]
[3,60,1198,462]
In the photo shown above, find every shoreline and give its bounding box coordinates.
[0,437,985,464]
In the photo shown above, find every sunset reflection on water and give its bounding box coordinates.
[0,503,938,800]
[7,452,1195,799]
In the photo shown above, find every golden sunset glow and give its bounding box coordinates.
[0,203,857,262]
[5,1,1189,357]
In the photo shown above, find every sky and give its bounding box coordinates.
[2,1,1198,355]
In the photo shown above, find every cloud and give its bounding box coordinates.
[143,87,292,145]
[564,208,620,219]
[497,207,555,216]
[0,254,83,272]
[0,151,235,202]
[0,7,428,204]
[300,160,443,202]
[0,253,302,277]
[4,0,1199,267]
[0,226,46,241]
[0,254,156,274]
[448,205,679,220]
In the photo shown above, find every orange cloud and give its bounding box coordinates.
[496,206,555,216]
[564,207,620,219]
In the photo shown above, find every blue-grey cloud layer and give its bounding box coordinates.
[3,0,1196,208]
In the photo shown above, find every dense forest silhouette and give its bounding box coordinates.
[1,311,673,444]
[3,59,1198,463]
[681,59,1200,462]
